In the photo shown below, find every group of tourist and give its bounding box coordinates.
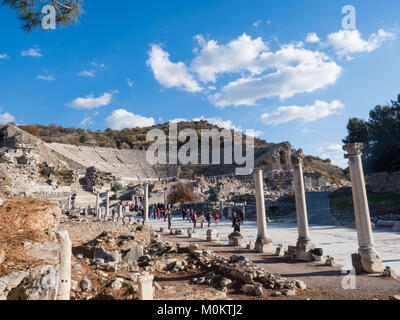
[134,202,245,233]
[181,208,220,229]
[150,203,172,222]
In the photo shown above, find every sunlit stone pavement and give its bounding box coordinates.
[147,217,400,274]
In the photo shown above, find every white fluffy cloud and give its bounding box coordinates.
[68,92,113,109]
[106,109,155,130]
[325,29,394,59]
[80,117,94,126]
[147,44,202,92]
[77,70,95,78]
[37,75,55,81]
[77,62,105,78]
[306,32,320,43]
[191,33,269,83]
[0,112,15,124]
[261,100,344,125]
[147,28,391,108]
[0,53,9,59]
[319,144,347,168]
[210,45,342,107]
[21,48,42,57]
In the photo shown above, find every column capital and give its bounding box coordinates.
[291,150,304,166]
[343,143,364,156]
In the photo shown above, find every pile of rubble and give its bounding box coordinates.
[145,235,306,298]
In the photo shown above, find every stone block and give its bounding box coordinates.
[228,232,245,247]
[207,229,219,242]
[138,274,154,300]
[122,245,144,264]
[359,249,384,274]
[295,242,315,262]
[255,238,274,253]
[351,253,364,274]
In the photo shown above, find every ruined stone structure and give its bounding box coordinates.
[291,151,315,261]
[0,124,342,213]
[343,143,384,274]
[367,171,400,193]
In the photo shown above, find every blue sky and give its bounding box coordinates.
[1,0,399,167]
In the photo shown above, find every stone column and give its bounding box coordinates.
[291,151,315,261]
[242,203,246,219]
[106,191,110,218]
[219,200,224,218]
[143,184,149,225]
[254,169,274,253]
[119,203,123,219]
[56,231,72,300]
[138,274,154,300]
[343,143,383,274]
[95,192,100,218]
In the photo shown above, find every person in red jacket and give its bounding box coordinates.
[214,212,219,224]
[192,211,198,229]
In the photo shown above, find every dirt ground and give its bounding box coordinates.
[159,231,400,300]
[58,219,400,300]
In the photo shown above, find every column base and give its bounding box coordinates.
[142,220,150,227]
[352,247,383,274]
[295,238,315,262]
[254,237,274,253]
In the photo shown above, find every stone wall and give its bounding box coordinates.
[367,171,400,193]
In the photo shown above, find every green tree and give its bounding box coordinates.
[343,94,400,173]
[79,133,88,144]
[2,0,82,32]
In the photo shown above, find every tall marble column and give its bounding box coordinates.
[119,203,123,219]
[143,184,149,225]
[254,169,274,253]
[106,191,110,218]
[343,143,383,274]
[95,192,100,218]
[219,200,224,218]
[292,151,315,261]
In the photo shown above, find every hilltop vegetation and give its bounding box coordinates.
[303,155,347,183]
[18,121,271,150]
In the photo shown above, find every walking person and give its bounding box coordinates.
[168,211,172,230]
[207,212,212,228]
[200,212,204,229]
[192,211,197,229]
[232,216,241,233]
[214,211,219,224]
[239,210,244,225]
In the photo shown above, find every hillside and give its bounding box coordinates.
[19,121,271,151]
[303,155,348,183]
[15,122,346,182]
